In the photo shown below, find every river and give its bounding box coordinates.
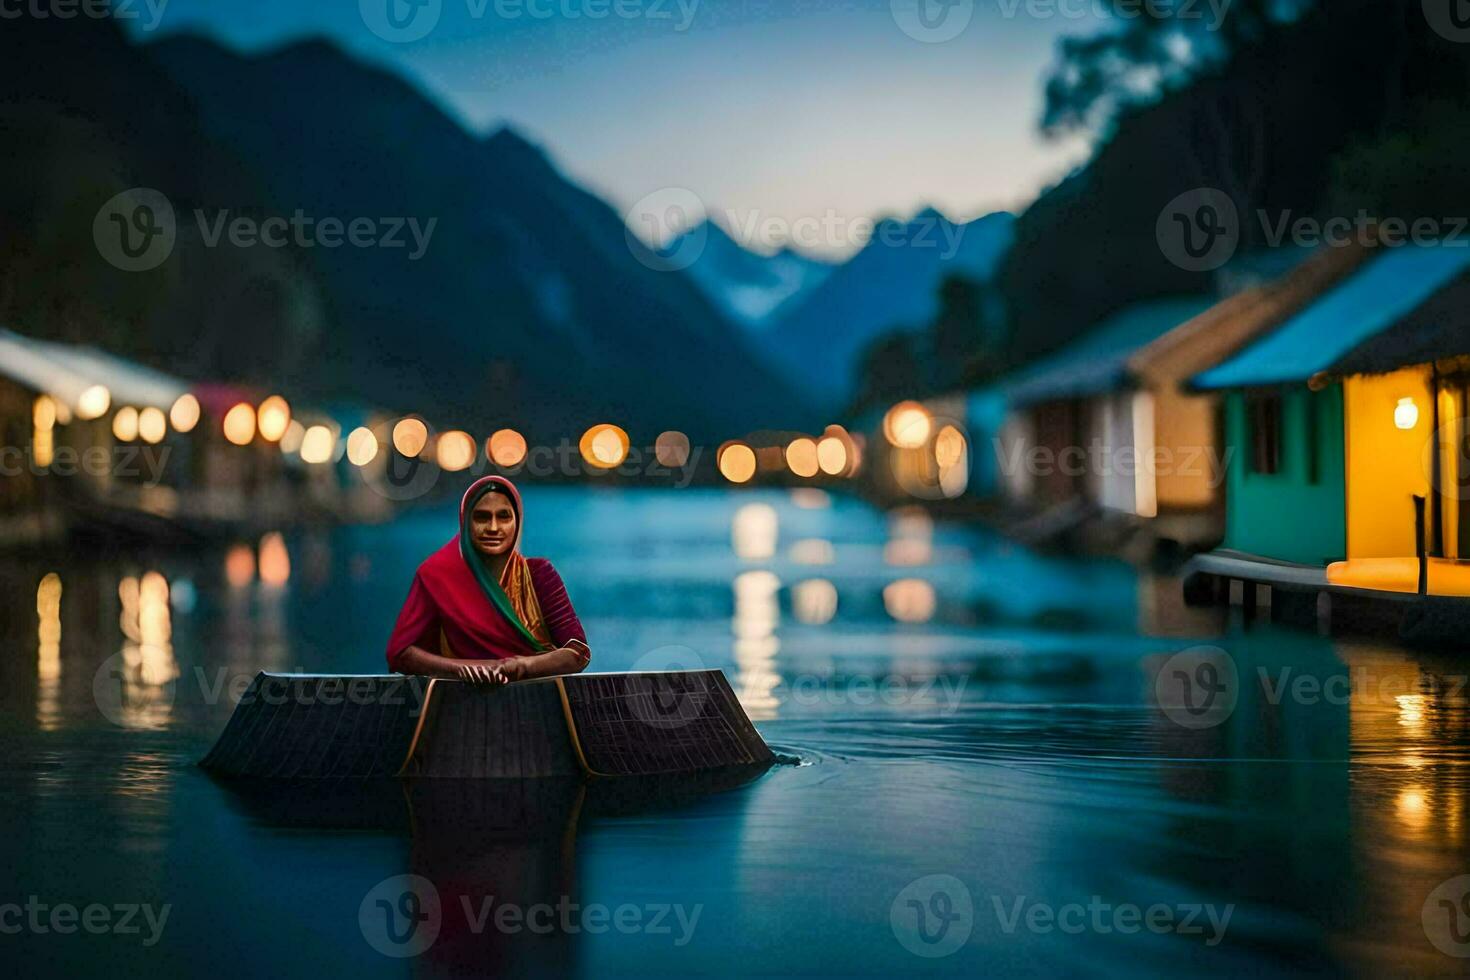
[1,486,1466,976]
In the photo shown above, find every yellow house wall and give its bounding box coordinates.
[1344,366,1435,560]
[1153,386,1219,509]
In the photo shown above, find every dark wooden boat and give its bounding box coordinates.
[201,670,775,779]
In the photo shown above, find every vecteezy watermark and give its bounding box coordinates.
[94,189,437,271]
[0,0,169,31]
[992,0,1234,28]
[1423,875,1470,958]
[891,875,974,958]
[1158,187,1470,272]
[358,875,701,957]
[1151,646,1239,730]
[1,444,170,484]
[0,897,171,946]
[359,0,698,43]
[890,0,974,43]
[1156,188,1241,273]
[624,187,968,271]
[990,895,1234,946]
[785,673,968,714]
[993,437,1233,489]
[1423,0,1470,44]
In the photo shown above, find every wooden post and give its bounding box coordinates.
[1415,494,1429,596]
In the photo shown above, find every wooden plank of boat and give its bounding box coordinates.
[200,669,775,779]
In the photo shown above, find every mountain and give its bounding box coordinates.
[141,35,819,442]
[765,209,1015,411]
[676,220,834,328]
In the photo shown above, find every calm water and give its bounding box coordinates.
[2,487,1468,976]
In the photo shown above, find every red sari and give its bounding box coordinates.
[385,476,588,671]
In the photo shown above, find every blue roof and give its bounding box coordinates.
[1193,244,1470,389]
[1003,297,1214,407]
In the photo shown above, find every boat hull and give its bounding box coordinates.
[201,670,774,779]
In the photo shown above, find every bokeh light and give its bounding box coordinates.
[169,393,200,433]
[258,531,291,587]
[655,430,691,467]
[719,442,757,484]
[33,395,56,430]
[817,435,847,475]
[299,425,334,464]
[437,430,477,471]
[883,401,931,449]
[112,406,139,441]
[138,406,166,444]
[257,395,291,442]
[392,417,428,457]
[785,437,819,478]
[883,578,937,623]
[488,428,527,467]
[223,402,256,446]
[346,427,378,466]
[77,384,110,420]
[580,424,630,469]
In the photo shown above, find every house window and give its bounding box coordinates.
[1246,390,1282,475]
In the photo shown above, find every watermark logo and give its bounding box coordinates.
[625,645,710,730]
[625,187,707,272]
[890,0,974,43]
[360,874,442,957]
[1152,646,1238,729]
[1157,188,1239,272]
[0,897,171,946]
[360,0,443,42]
[991,894,1233,945]
[1423,0,1470,43]
[890,874,973,957]
[94,188,176,272]
[92,650,177,728]
[1424,875,1470,957]
[0,0,170,31]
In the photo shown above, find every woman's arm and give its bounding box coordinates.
[394,644,512,685]
[495,640,591,683]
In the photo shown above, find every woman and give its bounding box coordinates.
[386,475,590,685]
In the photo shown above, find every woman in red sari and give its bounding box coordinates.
[386,475,590,684]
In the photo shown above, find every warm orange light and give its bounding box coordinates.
[137,407,166,444]
[280,419,305,454]
[934,425,966,468]
[580,424,630,469]
[392,418,429,457]
[719,443,757,484]
[223,403,256,446]
[883,578,937,623]
[656,430,691,468]
[817,436,847,475]
[224,543,255,588]
[33,395,56,430]
[299,425,334,464]
[112,406,139,441]
[488,428,527,467]
[437,430,477,471]
[77,384,110,420]
[258,532,291,587]
[785,437,819,478]
[1394,397,1418,431]
[257,395,291,442]
[169,393,200,433]
[884,401,931,449]
[346,427,378,466]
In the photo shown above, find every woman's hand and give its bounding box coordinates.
[455,662,508,686]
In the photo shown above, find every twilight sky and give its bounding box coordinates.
[132,0,1109,257]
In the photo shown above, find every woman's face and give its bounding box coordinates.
[469,491,517,557]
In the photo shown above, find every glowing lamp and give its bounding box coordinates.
[77,384,110,420]
[257,396,291,442]
[883,401,931,449]
[346,427,378,466]
[222,403,256,446]
[169,394,200,433]
[719,443,757,484]
[1394,397,1418,431]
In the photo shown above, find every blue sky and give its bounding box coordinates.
[132,0,1110,257]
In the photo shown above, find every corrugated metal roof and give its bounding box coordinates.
[1002,297,1215,408]
[1192,244,1470,390]
[0,328,188,411]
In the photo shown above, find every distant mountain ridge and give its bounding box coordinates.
[134,34,817,440]
[675,219,835,328]
[765,209,1015,411]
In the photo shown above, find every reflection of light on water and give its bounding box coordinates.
[733,570,781,719]
[113,572,179,729]
[36,573,61,731]
[225,543,255,588]
[792,579,838,625]
[788,488,829,509]
[1396,694,1426,729]
[732,502,778,559]
[258,532,291,587]
[884,506,933,566]
[789,538,834,565]
[1396,787,1430,833]
[883,579,936,623]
